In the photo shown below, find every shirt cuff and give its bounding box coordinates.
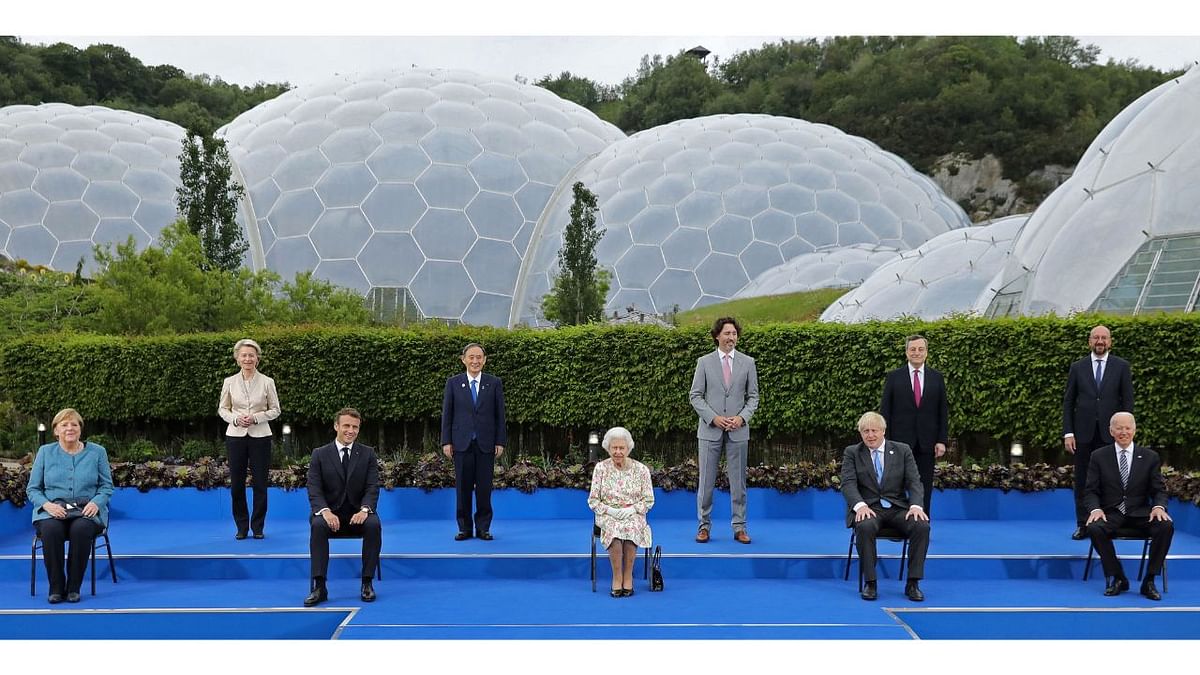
[315,507,330,516]
[852,501,867,512]
[1063,433,1075,439]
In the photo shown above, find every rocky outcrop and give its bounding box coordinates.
[931,153,1072,222]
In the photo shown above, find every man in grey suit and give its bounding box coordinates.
[841,411,930,602]
[690,316,759,544]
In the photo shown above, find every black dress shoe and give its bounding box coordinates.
[48,593,63,604]
[304,586,328,607]
[235,532,248,540]
[610,589,622,598]
[1071,527,1087,540]
[1140,579,1162,601]
[66,592,81,603]
[622,588,634,597]
[1104,577,1129,596]
[252,533,265,539]
[905,580,925,602]
[478,531,494,541]
[455,531,472,541]
[361,581,376,602]
[860,580,877,601]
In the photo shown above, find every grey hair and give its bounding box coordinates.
[233,338,262,358]
[601,426,635,452]
[857,411,887,432]
[461,342,486,357]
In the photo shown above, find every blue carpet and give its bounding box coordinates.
[0,608,352,639]
[893,609,1200,639]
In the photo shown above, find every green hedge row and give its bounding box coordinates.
[3,315,1200,452]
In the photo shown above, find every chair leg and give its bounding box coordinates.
[91,535,97,596]
[590,532,597,593]
[1083,543,1095,581]
[1137,539,1149,582]
[30,536,39,597]
[376,559,383,581]
[104,532,117,583]
[844,532,855,582]
[1163,559,1168,593]
[643,547,649,580]
[899,539,909,581]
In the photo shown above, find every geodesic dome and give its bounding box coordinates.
[986,64,1200,317]
[822,214,1029,322]
[217,68,625,326]
[734,244,902,298]
[0,103,185,273]
[515,114,970,324]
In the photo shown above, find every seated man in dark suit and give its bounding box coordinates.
[1084,412,1173,600]
[305,408,382,607]
[841,411,930,602]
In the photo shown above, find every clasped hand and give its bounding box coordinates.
[610,505,636,520]
[713,415,744,431]
[43,501,98,519]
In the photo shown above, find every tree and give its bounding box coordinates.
[176,130,248,272]
[541,182,610,326]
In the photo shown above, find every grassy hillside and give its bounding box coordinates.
[673,288,848,326]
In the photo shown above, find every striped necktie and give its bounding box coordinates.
[1117,449,1130,514]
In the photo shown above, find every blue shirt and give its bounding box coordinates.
[26,441,114,527]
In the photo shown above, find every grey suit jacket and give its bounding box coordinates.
[689,349,759,441]
[840,439,924,527]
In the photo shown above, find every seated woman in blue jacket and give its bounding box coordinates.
[26,408,114,604]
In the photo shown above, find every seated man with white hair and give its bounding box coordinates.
[1084,411,1173,600]
[587,426,655,597]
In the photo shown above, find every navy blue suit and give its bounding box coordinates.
[880,365,948,514]
[1063,354,1134,525]
[441,372,507,535]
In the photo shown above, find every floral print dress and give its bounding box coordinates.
[588,458,654,548]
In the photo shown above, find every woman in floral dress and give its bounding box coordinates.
[588,426,654,597]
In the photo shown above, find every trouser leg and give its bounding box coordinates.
[725,438,748,532]
[453,447,475,534]
[247,435,272,534]
[474,444,494,534]
[36,519,68,594]
[696,438,721,530]
[914,449,935,515]
[1072,430,1102,526]
[65,518,99,593]
[1145,518,1174,577]
[227,436,250,533]
[853,515,881,582]
[886,508,930,580]
[1087,512,1125,580]
[310,516,332,579]
[356,514,383,579]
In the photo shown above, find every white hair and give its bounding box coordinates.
[233,338,262,358]
[601,426,635,452]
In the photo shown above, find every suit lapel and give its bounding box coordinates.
[860,443,882,492]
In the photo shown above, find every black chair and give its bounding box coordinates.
[31,526,117,596]
[1083,528,1167,592]
[845,526,910,593]
[589,522,650,592]
[325,527,383,581]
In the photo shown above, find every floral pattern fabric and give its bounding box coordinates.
[587,458,654,548]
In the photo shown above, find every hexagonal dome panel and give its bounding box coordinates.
[0,103,185,273]
[736,243,902,299]
[218,68,625,325]
[518,114,968,323]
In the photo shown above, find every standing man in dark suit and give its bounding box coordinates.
[690,316,759,544]
[880,334,948,515]
[442,343,507,541]
[1084,412,1172,600]
[1064,325,1134,539]
[305,408,381,607]
[841,411,930,602]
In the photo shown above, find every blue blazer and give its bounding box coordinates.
[26,441,114,527]
[441,372,507,453]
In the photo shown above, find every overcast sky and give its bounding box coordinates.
[12,1,1200,88]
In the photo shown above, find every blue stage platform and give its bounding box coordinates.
[2,487,1199,639]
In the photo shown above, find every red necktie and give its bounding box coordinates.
[913,369,922,407]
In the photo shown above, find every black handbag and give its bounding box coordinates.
[650,545,664,592]
[51,498,85,519]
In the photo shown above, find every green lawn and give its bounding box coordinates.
[673,287,850,325]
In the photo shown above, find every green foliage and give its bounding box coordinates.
[541,182,610,326]
[534,71,615,109]
[674,288,849,326]
[0,38,289,133]
[3,316,1200,460]
[86,221,369,335]
[0,260,100,340]
[176,132,248,272]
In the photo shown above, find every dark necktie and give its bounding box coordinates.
[912,369,922,407]
[1094,359,1103,390]
[340,446,350,475]
[1118,449,1130,514]
[470,378,478,406]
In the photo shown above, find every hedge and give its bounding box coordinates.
[3,315,1200,454]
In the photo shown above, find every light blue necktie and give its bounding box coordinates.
[470,378,478,406]
[1094,359,1103,390]
[873,449,890,508]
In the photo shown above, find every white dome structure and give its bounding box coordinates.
[217,68,625,326]
[516,114,970,324]
[822,214,1029,322]
[986,64,1200,317]
[0,103,185,273]
[734,244,902,298]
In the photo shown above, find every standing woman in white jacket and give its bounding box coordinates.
[218,338,281,540]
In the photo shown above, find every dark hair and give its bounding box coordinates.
[905,334,927,348]
[334,408,362,424]
[710,317,742,344]
[461,342,486,357]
